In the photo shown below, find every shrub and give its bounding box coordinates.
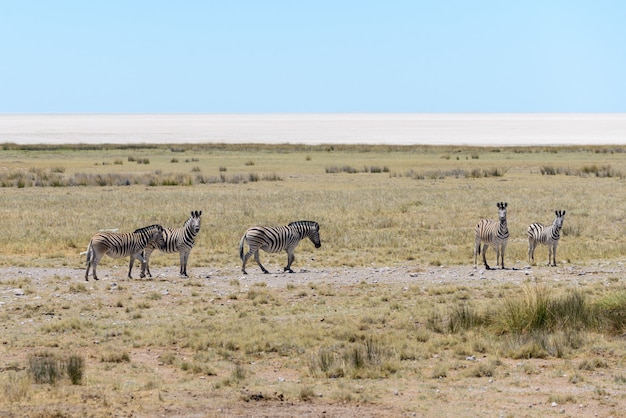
[64,355,85,385]
[29,352,60,384]
[448,304,484,333]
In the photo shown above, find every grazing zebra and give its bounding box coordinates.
[474,202,509,270]
[527,210,566,266]
[85,224,164,281]
[239,220,321,274]
[139,210,203,278]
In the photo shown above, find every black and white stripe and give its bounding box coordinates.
[85,224,164,281]
[239,220,321,274]
[527,210,566,266]
[474,202,509,269]
[140,210,202,278]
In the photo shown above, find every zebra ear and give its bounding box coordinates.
[198,211,202,217]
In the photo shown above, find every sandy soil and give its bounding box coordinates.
[1,262,625,417]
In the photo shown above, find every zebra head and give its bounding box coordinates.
[554,210,566,229]
[188,210,202,234]
[290,220,321,248]
[497,202,508,221]
[308,221,322,248]
[143,224,165,247]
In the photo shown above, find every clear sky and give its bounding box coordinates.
[1,1,625,113]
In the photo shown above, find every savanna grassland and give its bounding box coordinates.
[1,143,625,417]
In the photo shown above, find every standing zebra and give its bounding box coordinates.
[139,210,203,278]
[85,224,164,281]
[527,210,566,266]
[474,202,509,270]
[239,220,321,274]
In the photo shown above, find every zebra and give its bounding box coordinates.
[239,220,321,274]
[139,210,203,278]
[527,210,566,266]
[85,224,165,281]
[474,202,509,270]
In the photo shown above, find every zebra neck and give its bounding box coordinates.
[499,220,509,235]
[136,230,154,246]
[183,225,198,241]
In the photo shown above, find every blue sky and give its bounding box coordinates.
[1,1,625,113]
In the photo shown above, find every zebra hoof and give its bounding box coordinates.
[140,273,145,279]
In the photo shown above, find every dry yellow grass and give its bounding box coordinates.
[0,144,625,270]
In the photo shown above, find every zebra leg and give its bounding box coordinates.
[481,243,491,269]
[284,249,295,273]
[141,248,154,278]
[241,249,253,274]
[254,250,269,274]
[552,243,558,267]
[85,254,92,282]
[552,244,558,266]
[494,245,501,269]
[85,243,93,281]
[180,251,189,277]
[499,243,507,269]
[90,253,102,281]
[128,255,136,278]
[548,244,557,266]
[128,252,145,279]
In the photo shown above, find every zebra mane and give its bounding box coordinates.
[133,224,163,234]
[288,220,319,229]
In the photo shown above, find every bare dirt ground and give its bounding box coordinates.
[1,261,625,417]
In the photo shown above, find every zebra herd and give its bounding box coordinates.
[474,202,567,270]
[84,203,565,280]
[84,213,322,281]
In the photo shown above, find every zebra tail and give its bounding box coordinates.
[85,241,93,264]
[239,234,247,261]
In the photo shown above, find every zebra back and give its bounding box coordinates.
[91,224,164,259]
